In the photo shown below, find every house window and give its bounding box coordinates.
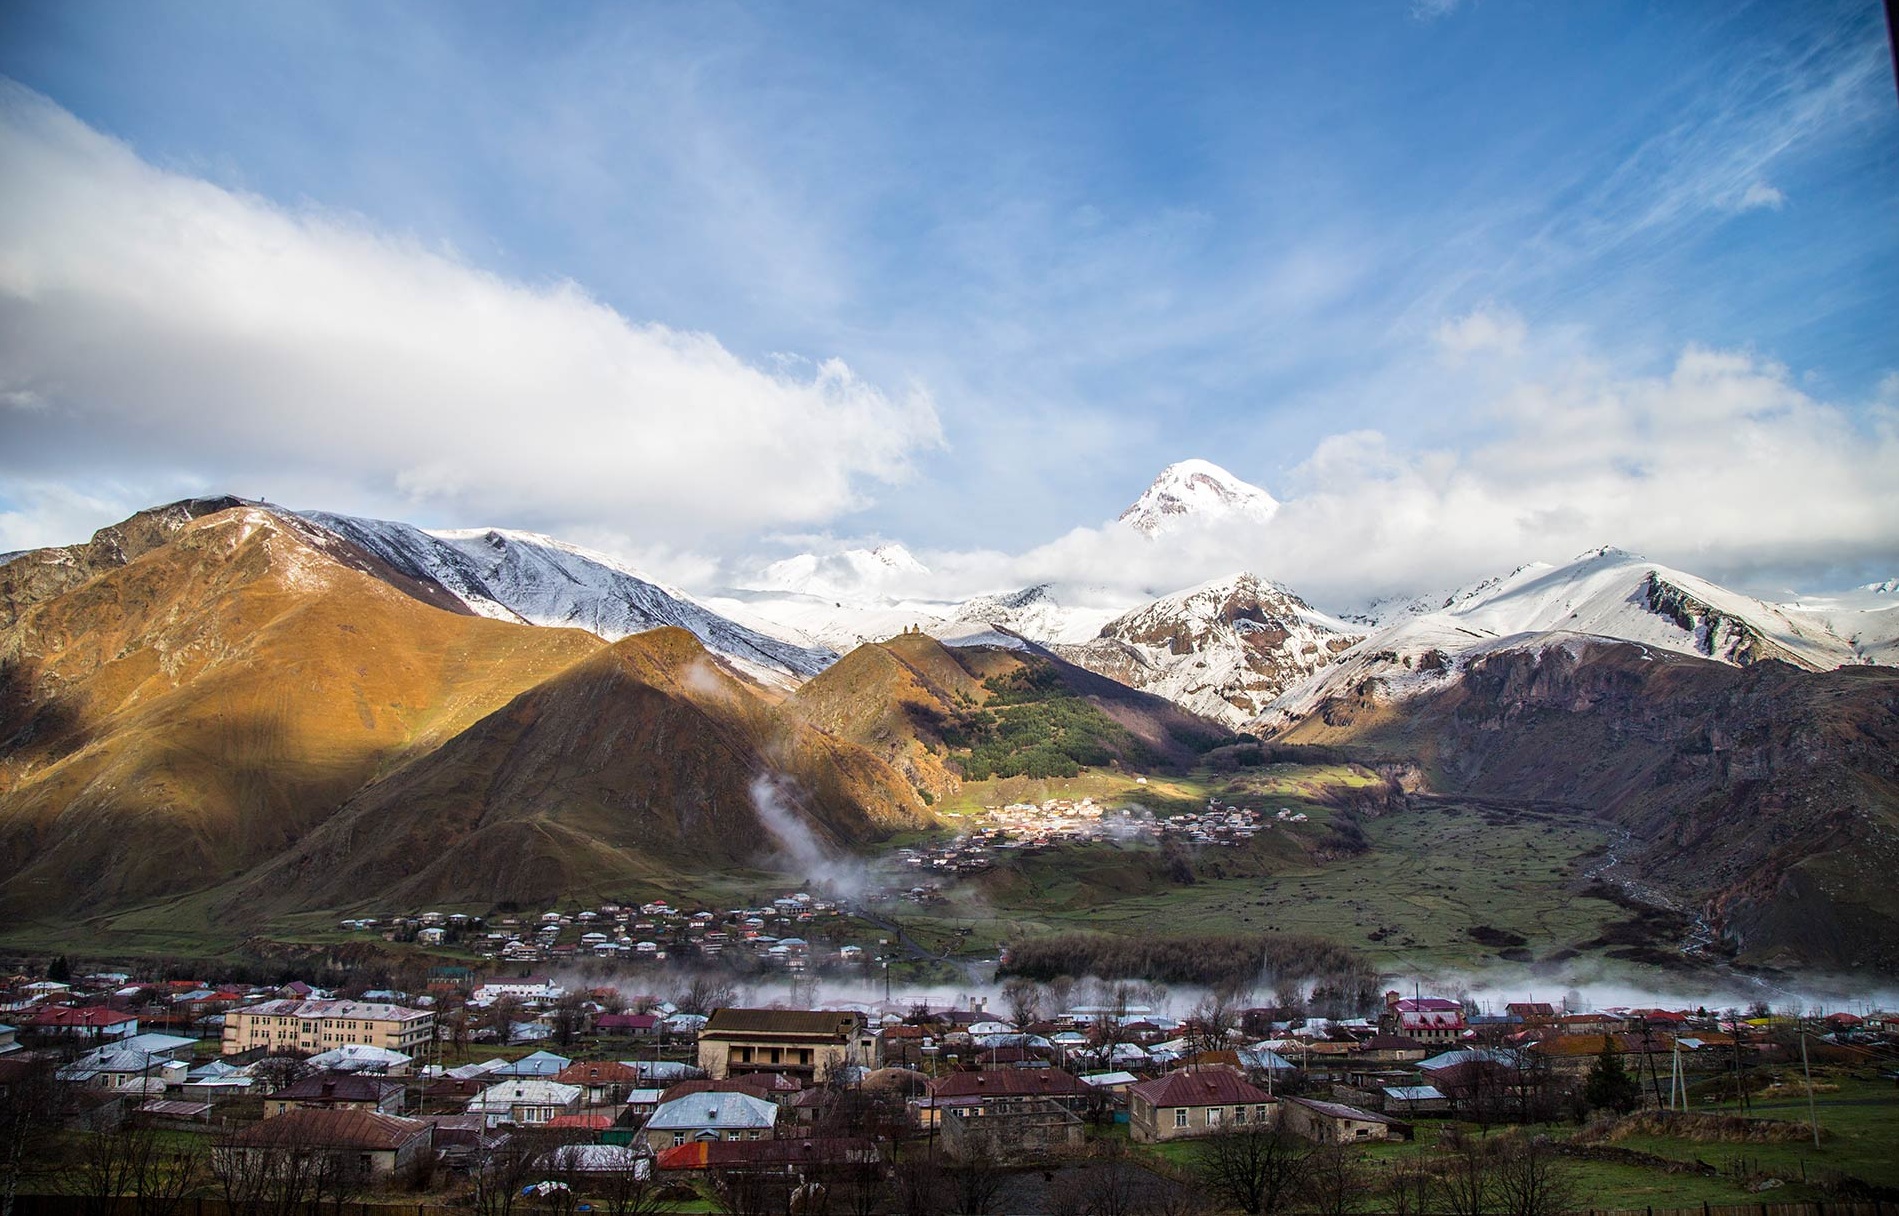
[1173,1109,1188,1129]
[1234,1106,1247,1124]
[1256,1105,1271,1122]
[1208,1107,1222,1127]
[672,1133,685,1147]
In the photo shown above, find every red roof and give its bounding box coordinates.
[25,1006,136,1028]
[595,1013,659,1031]
[555,1061,642,1085]
[655,1137,878,1171]
[928,1068,1086,1100]
[1129,1067,1272,1110]
[229,1108,428,1152]
[546,1114,614,1130]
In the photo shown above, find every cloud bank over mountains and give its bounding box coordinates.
[2,83,1895,610]
[0,83,940,552]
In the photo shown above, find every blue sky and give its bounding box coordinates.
[1,0,1895,602]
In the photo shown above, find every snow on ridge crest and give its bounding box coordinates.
[299,511,835,688]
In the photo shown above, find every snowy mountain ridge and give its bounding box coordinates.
[1261,547,1899,729]
[300,512,836,688]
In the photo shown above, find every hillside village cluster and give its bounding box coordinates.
[337,893,871,971]
[4,955,1896,1209]
[903,797,1306,876]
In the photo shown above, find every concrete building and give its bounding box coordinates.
[221,999,434,1057]
[696,1009,872,1083]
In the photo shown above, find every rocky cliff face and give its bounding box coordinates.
[1276,636,1899,973]
[1054,573,1361,727]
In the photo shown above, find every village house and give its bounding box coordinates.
[57,1047,190,1094]
[265,1072,406,1117]
[555,1059,642,1105]
[24,1006,139,1041]
[696,1008,872,1083]
[1380,993,1466,1044]
[1279,1095,1408,1143]
[222,1108,432,1180]
[942,1100,1086,1161]
[493,1049,571,1078]
[643,1091,779,1151]
[466,1078,584,1128]
[221,999,434,1057]
[1127,1067,1275,1143]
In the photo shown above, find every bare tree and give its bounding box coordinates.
[1384,1155,1435,1216]
[948,1139,1005,1215]
[67,1123,204,1216]
[711,1167,792,1216]
[558,1150,665,1216]
[551,992,592,1047]
[1001,978,1043,1029]
[1432,1132,1493,1216]
[484,994,527,1043]
[250,1054,313,1095]
[2,1056,70,1216]
[676,976,741,1016]
[468,1132,542,1216]
[1187,991,1241,1058]
[1490,1137,1577,1216]
[1299,1142,1365,1216]
[1196,1125,1307,1215]
[891,1155,943,1216]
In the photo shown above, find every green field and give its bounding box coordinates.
[899,774,1643,974]
[1133,1074,1899,1208]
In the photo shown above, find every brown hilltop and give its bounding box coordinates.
[231,626,930,914]
[787,630,1232,797]
[787,631,1009,798]
[0,506,602,916]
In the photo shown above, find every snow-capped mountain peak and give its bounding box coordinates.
[1117,459,1279,536]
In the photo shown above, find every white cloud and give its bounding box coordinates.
[757,334,1899,613]
[1409,0,1466,22]
[1736,181,1787,212]
[0,84,941,549]
[1433,304,1526,360]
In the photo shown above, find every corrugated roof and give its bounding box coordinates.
[1128,1067,1271,1109]
[702,1008,865,1037]
[229,1108,429,1151]
[646,1091,778,1131]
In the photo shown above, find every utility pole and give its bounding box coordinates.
[1799,1024,1821,1148]
[1670,1040,1684,1111]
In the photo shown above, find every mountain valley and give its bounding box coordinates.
[3,467,1896,985]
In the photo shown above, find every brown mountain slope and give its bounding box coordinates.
[1274,636,1899,973]
[787,632,1232,796]
[228,627,931,914]
[0,506,604,917]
